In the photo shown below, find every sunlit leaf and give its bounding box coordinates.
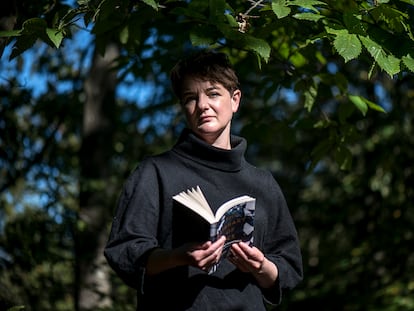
[304,84,317,112]
[243,35,271,63]
[225,13,239,28]
[402,55,414,72]
[119,25,129,44]
[333,30,362,63]
[365,98,386,113]
[46,28,64,48]
[370,5,408,33]
[348,94,385,115]
[359,35,401,77]
[271,0,291,19]
[293,12,324,21]
[349,95,368,116]
[142,0,158,10]
[0,30,22,37]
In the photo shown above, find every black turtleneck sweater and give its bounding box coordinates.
[104,129,303,311]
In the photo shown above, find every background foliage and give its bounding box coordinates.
[1,0,413,310]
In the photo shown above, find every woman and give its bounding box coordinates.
[104,51,303,310]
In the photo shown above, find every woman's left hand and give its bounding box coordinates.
[229,242,278,288]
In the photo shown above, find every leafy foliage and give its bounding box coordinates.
[1,0,414,310]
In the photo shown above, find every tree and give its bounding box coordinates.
[1,0,413,310]
[75,42,119,310]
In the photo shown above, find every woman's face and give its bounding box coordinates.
[181,77,241,149]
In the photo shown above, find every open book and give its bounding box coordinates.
[172,186,256,273]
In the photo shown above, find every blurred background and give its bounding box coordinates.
[0,0,413,310]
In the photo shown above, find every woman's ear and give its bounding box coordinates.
[231,89,241,113]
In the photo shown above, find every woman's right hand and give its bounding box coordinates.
[180,235,226,272]
[146,236,226,275]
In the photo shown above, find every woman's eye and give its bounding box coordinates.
[183,97,196,105]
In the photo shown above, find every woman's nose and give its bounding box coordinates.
[196,94,209,110]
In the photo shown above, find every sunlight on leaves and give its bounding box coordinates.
[46,28,64,48]
[359,35,400,77]
[402,55,414,72]
[271,0,291,19]
[333,31,362,63]
[349,95,368,116]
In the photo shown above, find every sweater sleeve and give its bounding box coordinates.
[103,159,161,291]
[257,171,303,305]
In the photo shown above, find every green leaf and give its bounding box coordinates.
[402,55,414,72]
[0,30,22,37]
[243,35,271,63]
[289,50,307,68]
[335,145,352,171]
[304,84,318,112]
[349,95,368,116]
[225,13,239,28]
[7,306,25,311]
[46,28,64,48]
[189,31,215,47]
[343,12,368,36]
[271,0,291,19]
[348,95,385,115]
[333,30,361,63]
[293,12,324,21]
[21,18,47,35]
[119,25,129,44]
[10,35,38,59]
[370,5,408,34]
[313,119,332,129]
[364,97,386,113]
[359,35,400,77]
[142,0,159,10]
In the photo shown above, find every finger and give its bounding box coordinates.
[236,242,261,261]
[231,242,264,272]
[237,241,256,255]
[212,235,226,247]
[197,241,224,269]
[230,242,245,258]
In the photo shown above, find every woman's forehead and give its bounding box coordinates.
[182,77,222,90]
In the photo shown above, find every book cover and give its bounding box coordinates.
[172,186,255,273]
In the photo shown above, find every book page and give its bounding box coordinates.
[172,186,216,223]
[215,195,255,221]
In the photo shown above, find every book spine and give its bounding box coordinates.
[210,222,218,242]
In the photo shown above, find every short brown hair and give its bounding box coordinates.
[170,51,240,101]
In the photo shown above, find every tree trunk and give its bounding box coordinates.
[76,42,119,310]
[0,0,17,56]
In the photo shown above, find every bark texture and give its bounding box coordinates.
[76,43,119,310]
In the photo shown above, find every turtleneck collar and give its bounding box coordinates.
[172,128,247,172]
